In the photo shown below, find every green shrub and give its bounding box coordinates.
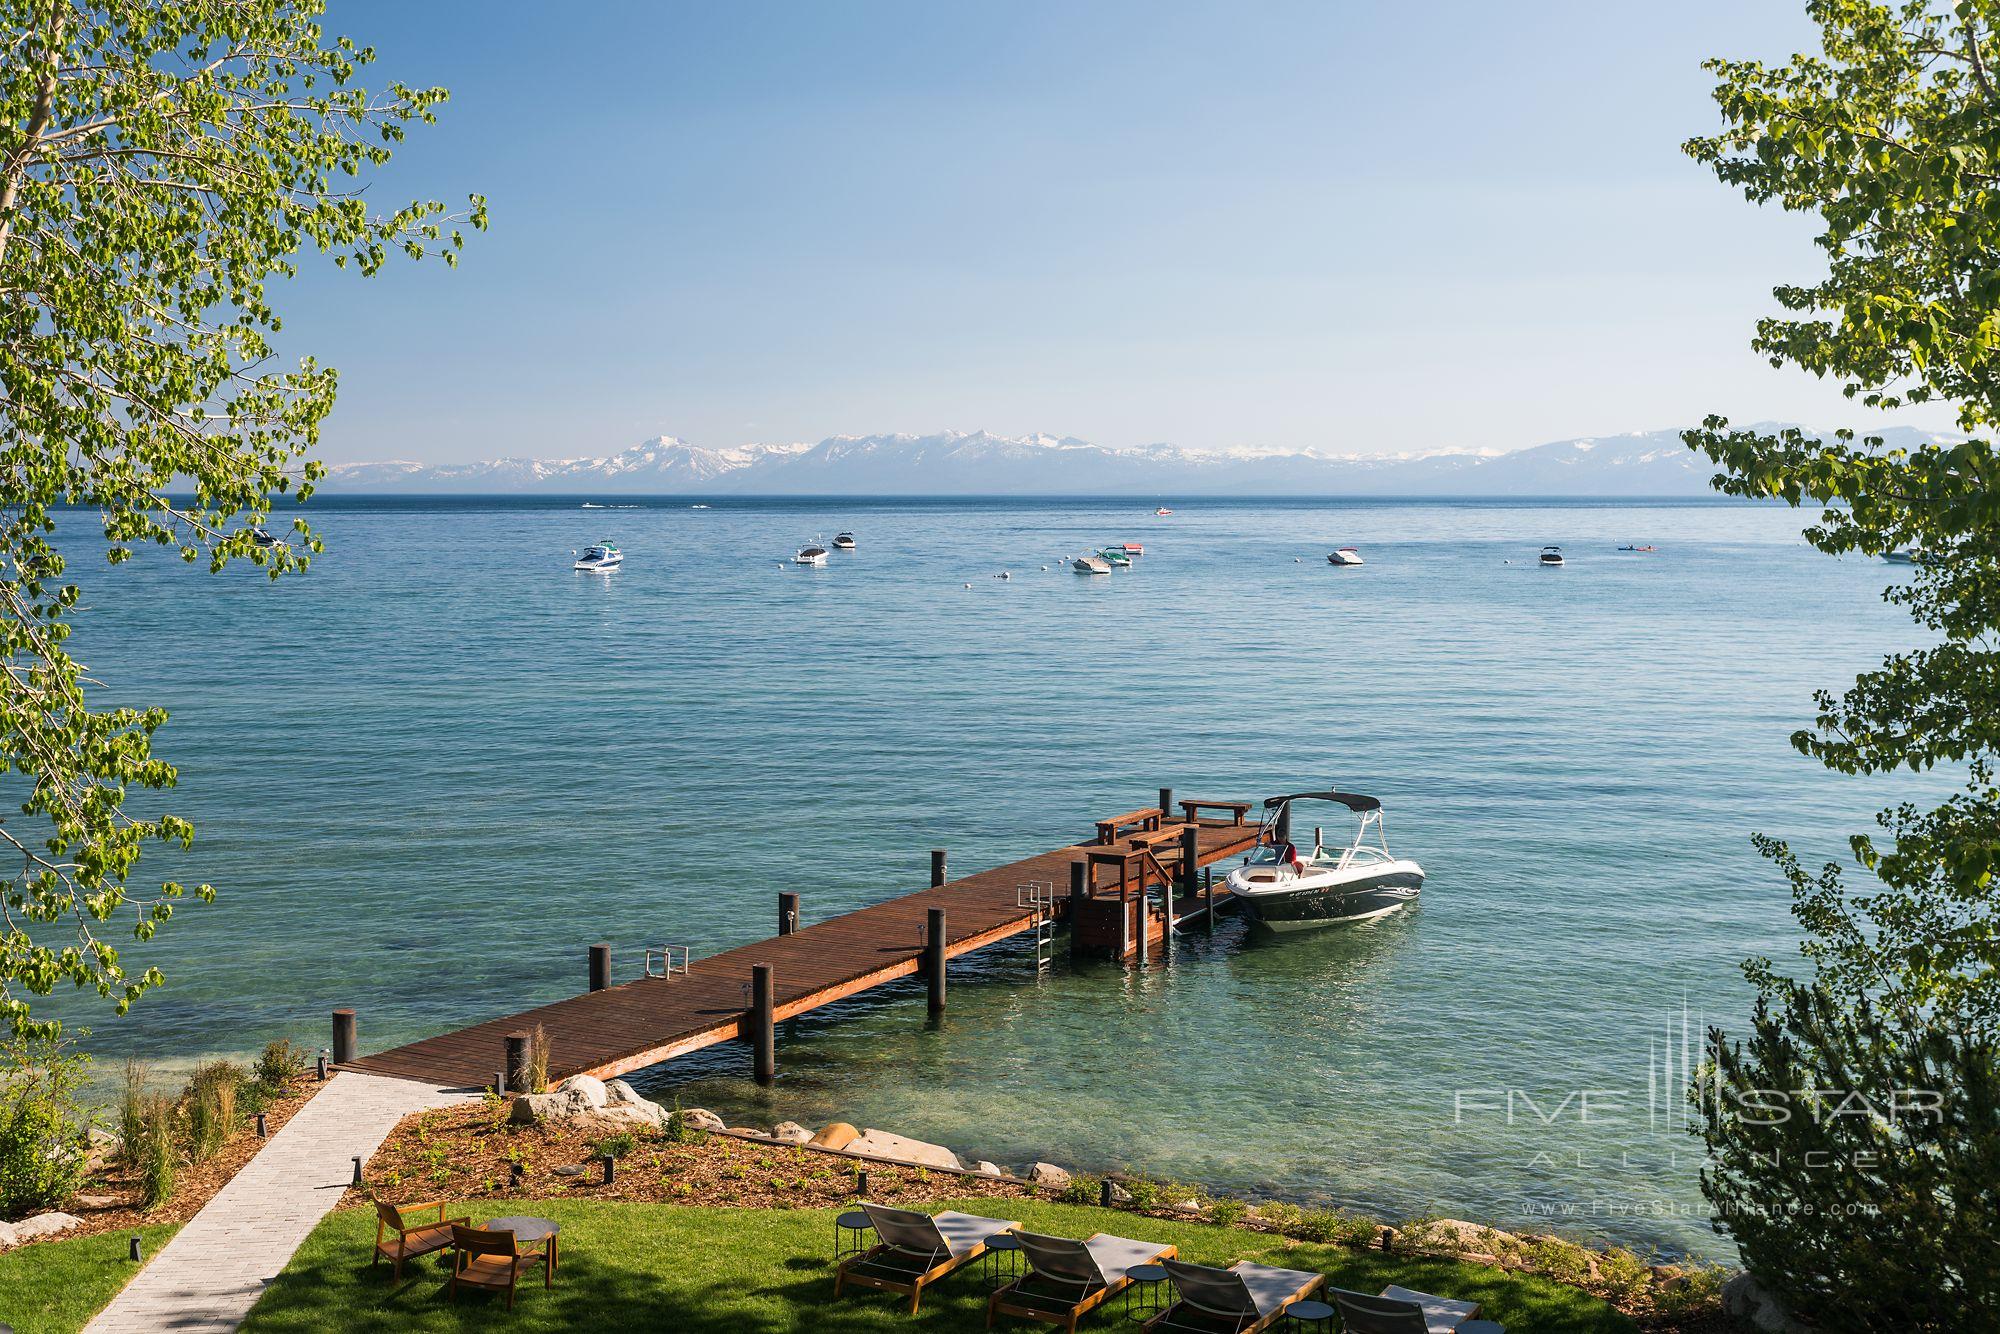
[1293,1207,1377,1247]
[1593,1247,1650,1302]
[593,1131,637,1160]
[1519,1234,1593,1287]
[253,1039,307,1093]
[1056,1173,1100,1205]
[1653,1262,1728,1315]
[0,1032,91,1217]
[1205,1196,1249,1227]
[1252,1199,1301,1232]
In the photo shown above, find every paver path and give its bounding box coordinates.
[87,1072,468,1333]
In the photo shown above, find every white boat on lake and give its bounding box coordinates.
[574,543,623,572]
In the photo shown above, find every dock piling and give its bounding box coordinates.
[1204,867,1215,934]
[779,891,800,936]
[1159,787,1174,821]
[1067,861,1086,960]
[331,1009,356,1066]
[1179,823,1199,895]
[925,907,947,1016]
[751,963,776,1084]
[930,848,948,888]
[589,943,611,992]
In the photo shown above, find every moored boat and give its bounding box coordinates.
[1225,791,1424,931]
[1327,546,1363,566]
[1099,547,1132,568]
[1073,554,1112,574]
[1539,545,1565,566]
[794,541,829,566]
[574,542,623,572]
[1121,542,1144,556]
[833,532,857,550]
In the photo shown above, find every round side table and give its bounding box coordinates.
[1123,1263,1171,1321]
[833,1209,873,1261]
[981,1232,1022,1289]
[1283,1297,1336,1331]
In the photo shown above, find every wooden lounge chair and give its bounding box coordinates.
[1333,1286,1505,1334]
[987,1230,1178,1330]
[1143,1257,1323,1332]
[371,1199,469,1279]
[834,1201,1020,1314]
[448,1223,553,1310]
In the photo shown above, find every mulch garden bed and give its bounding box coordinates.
[353,1100,1030,1213]
[36,1076,326,1245]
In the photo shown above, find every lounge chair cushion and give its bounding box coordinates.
[1380,1284,1482,1333]
[1083,1234,1171,1287]
[932,1210,1019,1258]
[1233,1261,1322,1317]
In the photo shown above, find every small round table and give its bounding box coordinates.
[834,1209,874,1261]
[981,1232,1022,1289]
[484,1216,559,1272]
[1123,1263,1171,1321]
[1282,1298,1336,1331]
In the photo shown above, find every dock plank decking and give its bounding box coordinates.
[349,816,1260,1089]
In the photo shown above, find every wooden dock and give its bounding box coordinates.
[346,794,1263,1090]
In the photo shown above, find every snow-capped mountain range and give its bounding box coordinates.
[316,425,1951,497]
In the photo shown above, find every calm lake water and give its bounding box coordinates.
[47,496,1936,1259]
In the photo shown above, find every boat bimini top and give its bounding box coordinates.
[1251,789,1397,868]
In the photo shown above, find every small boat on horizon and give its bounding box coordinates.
[1155,506,1173,515]
[1540,545,1565,567]
[250,526,281,549]
[1226,791,1424,931]
[1618,544,1657,553]
[1327,547,1363,566]
[574,542,623,572]
[833,532,857,550]
[1884,544,1927,564]
[794,541,830,566]
[1073,554,1112,574]
[690,503,712,510]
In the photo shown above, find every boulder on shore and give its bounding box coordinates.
[809,1122,860,1151]
[973,1161,1004,1177]
[1029,1162,1072,1188]
[677,1107,726,1132]
[508,1075,617,1125]
[771,1122,812,1145]
[1723,1272,1806,1333]
[845,1129,964,1171]
[5,1212,82,1246]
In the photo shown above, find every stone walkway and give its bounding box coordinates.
[86,1072,469,1334]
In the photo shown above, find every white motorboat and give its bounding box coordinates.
[1327,547,1363,566]
[794,541,829,566]
[1073,554,1112,574]
[1539,545,1565,567]
[1098,547,1132,568]
[574,542,623,572]
[1884,544,1927,564]
[1225,791,1424,932]
[833,532,857,550]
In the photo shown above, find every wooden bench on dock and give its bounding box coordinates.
[1095,807,1164,844]
[1179,799,1255,827]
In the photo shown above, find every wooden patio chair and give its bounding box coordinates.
[834,1202,1020,1314]
[1143,1257,1323,1332]
[987,1230,1177,1331]
[449,1223,553,1310]
[371,1199,468,1280]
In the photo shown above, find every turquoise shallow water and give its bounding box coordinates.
[46,496,1935,1259]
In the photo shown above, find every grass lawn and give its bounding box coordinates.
[243,1199,1636,1332]
[0,1223,180,1334]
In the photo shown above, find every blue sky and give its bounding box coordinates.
[291,1,1947,464]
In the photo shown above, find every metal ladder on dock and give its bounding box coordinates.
[1017,880,1058,969]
